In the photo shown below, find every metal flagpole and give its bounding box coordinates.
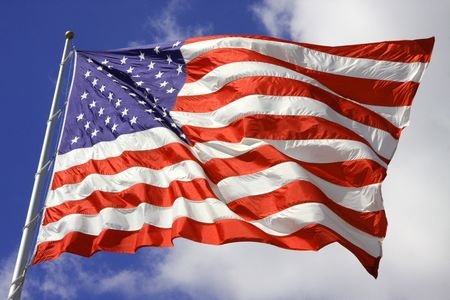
[8,31,74,300]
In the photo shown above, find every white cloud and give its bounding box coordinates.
[0,251,34,300]
[251,0,448,44]
[22,252,174,299]
[25,256,92,299]
[144,0,212,41]
[250,0,294,38]
[0,253,15,300]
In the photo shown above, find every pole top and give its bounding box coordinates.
[65,31,74,40]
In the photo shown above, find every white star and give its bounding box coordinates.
[84,121,91,130]
[132,74,141,78]
[96,66,103,71]
[145,88,151,93]
[159,81,168,87]
[172,40,181,47]
[108,92,114,101]
[71,136,80,144]
[138,100,146,105]
[101,59,109,65]
[126,66,134,74]
[121,107,129,117]
[120,56,128,65]
[154,97,159,103]
[111,123,118,132]
[115,99,122,107]
[84,70,91,78]
[154,117,162,122]
[139,52,145,61]
[89,100,96,109]
[92,78,98,86]
[147,61,155,70]
[76,113,84,121]
[105,116,111,125]
[87,58,93,63]
[166,55,173,64]
[107,73,113,78]
[155,71,163,79]
[171,122,177,128]
[154,46,160,54]
[145,108,154,114]
[176,64,183,75]
[98,107,105,116]
[99,85,106,93]
[166,87,176,94]
[129,92,136,97]
[80,91,89,100]
[130,116,138,125]
[135,81,144,87]
[91,128,99,137]
[180,133,186,139]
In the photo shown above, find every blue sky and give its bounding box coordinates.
[1,0,450,299]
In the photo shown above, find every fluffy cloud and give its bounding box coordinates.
[0,253,15,300]
[127,0,212,47]
[144,0,212,41]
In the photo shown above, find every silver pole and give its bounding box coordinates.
[8,31,74,300]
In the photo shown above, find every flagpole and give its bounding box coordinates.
[8,31,74,300]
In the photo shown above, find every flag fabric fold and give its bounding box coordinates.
[33,35,434,277]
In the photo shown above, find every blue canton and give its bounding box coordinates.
[59,40,186,154]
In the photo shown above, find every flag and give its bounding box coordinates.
[33,35,434,277]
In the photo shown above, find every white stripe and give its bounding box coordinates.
[181,36,426,83]
[54,127,185,172]
[193,138,388,168]
[37,200,382,257]
[53,126,387,179]
[171,95,398,159]
[179,61,341,97]
[361,104,411,128]
[217,161,383,211]
[47,160,383,212]
[251,203,381,257]
[46,160,208,207]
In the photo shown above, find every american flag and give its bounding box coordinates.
[33,35,434,277]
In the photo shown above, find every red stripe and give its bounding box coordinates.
[182,115,391,163]
[184,47,418,108]
[175,76,402,139]
[52,143,197,190]
[204,144,386,187]
[184,35,434,63]
[43,178,216,225]
[300,37,434,63]
[32,218,380,278]
[228,179,387,237]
